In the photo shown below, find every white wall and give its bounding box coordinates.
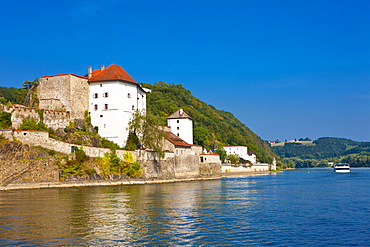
[168,118,193,144]
[223,145,256,164]
[89,81,146,147]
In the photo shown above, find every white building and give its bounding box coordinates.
[167,109,193,145]
[88,64,148,147]
[223,145,257,164]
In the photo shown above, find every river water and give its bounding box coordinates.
[1,168,370,246]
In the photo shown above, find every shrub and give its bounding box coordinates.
[101,138,120,151]
[84,168,96,175]
[0,112,12,129]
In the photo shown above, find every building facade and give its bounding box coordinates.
[223,145,257,164]
[88,65,148,147]
[39,73,89,120]
[38,64,147,148]
[167,109,193,145]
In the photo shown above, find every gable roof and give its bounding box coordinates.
[166,131,193,147]
[89,64,138,85]
[167,109,193,120]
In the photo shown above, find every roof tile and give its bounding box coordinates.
[89,64,138,84]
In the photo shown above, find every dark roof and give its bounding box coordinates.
[167,109,192,120]
[89,64,138,84]
[165,131,192,147]
[41,73,87,79]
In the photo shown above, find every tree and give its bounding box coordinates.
[22,78,39,107]
[215,148,227,163]
[0,112,12,129]
[227,154,240,165]
[127,110,168,158]
[22,78,39,90]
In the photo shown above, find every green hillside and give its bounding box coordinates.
[272,137,370,167]
[141,81,279,164]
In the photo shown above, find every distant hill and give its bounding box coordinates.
[272,137,370,167]
[141,82,279,164]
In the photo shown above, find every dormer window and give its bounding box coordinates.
[103,92,109,98]
[93,93,98,99]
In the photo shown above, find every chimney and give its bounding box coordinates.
[101,65,105,70]
[179,108,183,115]
[88,66,92,79]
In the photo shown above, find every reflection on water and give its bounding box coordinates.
[2,169,370,246]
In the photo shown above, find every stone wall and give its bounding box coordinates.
[1,104,70,130]
[199,154,222,177]
[0,158,60,184]
[1,130,217,180]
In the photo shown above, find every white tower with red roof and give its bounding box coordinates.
[167,109,193,145]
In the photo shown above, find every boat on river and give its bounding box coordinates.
[333,163,351,173]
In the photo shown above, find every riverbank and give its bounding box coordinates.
[1,170,281,191]
[0,176,222,191]
[222,171,280,177]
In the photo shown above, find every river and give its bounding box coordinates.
[1,168,370,246]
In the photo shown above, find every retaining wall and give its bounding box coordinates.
[1,130,220,180]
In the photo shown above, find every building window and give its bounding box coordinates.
[94,104,98,110]
[177,127,179,130]
[177,133,179,136]
[93,93,98,99]
[103,92,109,98]
[132,105,135,110]
[128,93,131,98]
[100,84,102,87]
[104,104,108,110]
[100,115,103,118]
[177,120,179,123]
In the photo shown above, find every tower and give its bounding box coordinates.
[167,109,193,144]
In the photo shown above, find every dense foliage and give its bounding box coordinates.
[141,81,279,163]
[0,78,39,106]
[272,137,370,167]
[127,110,168,157]
[97,151,142,177]
[0,87,27,105]
[0,112,12,129]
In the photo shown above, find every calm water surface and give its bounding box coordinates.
[1,168,370,246]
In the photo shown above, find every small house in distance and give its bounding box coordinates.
[223,145,257,164]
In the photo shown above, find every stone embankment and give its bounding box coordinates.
[0,176,221,191]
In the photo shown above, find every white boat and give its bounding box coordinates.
[333,163,350,173]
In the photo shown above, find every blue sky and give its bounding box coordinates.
[1,0,369,141]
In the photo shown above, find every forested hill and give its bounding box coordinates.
[141,82,278,163]
[272,137,370,159]
[272,137,370,167]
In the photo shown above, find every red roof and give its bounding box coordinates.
[167,109,193,120]
[165,131,192,147]
[89,64,138,84]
